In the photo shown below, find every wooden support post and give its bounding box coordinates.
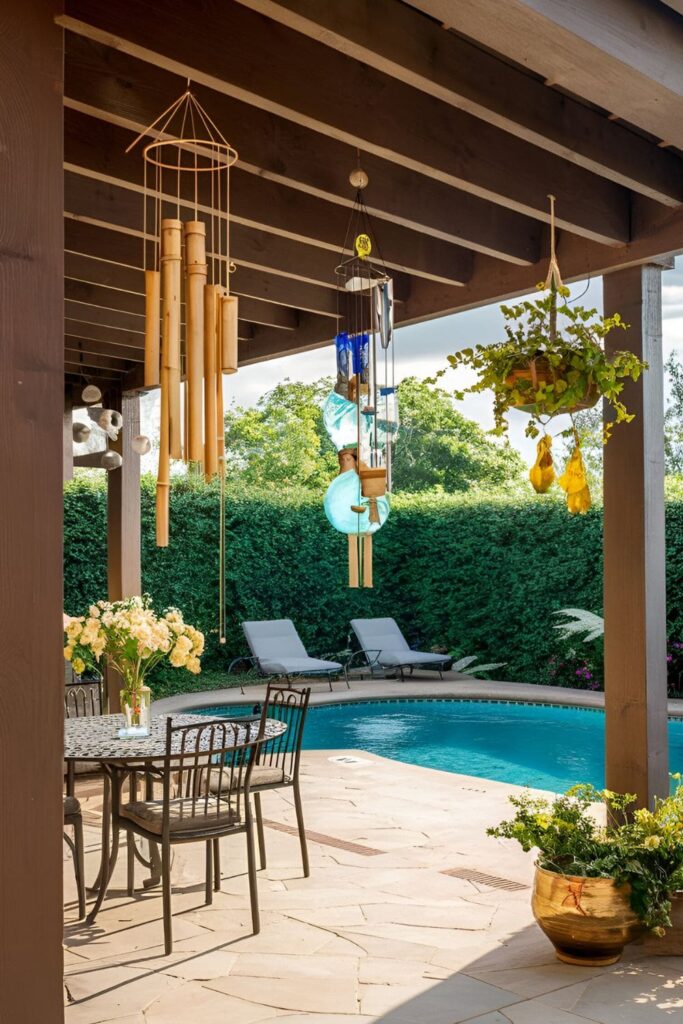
[0,1,65,1020]
[107,389,142,710]
[603,263,669,808]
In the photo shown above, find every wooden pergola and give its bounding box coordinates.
[3,1,683,1019]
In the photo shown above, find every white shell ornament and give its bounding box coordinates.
[72,422,91,444]
[81,384,102,405]
[349,167,369,190]
[100,450,123,471]
[132,434,152,455]
[98,409,124,441]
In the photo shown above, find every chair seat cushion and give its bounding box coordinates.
[258,656,341,676]
[377,650,451,668]
[63,795,81,817]
[209,764,285,794]
[120,797,238,835]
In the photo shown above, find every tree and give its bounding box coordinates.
[224,378,338,489]
[665,352,683,475]
[392,377,524,492]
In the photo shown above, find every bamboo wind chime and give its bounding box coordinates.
[127,89,239,640]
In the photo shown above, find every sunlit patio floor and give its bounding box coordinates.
[64,749,683,1024]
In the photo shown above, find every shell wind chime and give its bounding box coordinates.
[127,88,238,640]
[322,166,398,587]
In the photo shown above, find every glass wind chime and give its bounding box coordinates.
[127,88,238,641]
[322,166,398,587]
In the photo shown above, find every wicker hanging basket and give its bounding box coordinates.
[505,357,600,416]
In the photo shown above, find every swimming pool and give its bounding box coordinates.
[197,699,683,792]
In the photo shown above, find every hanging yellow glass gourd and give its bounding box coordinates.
[558,443,591,514]
[529,434,555,493]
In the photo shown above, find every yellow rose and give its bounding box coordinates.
[170,648,188,668]
[72,658,85,675]
[64,646,73,660]
[186,656,201,675]
[642,835,661,849]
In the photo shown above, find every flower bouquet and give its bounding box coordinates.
[64,595,204,736]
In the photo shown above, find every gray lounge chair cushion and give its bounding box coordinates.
[121,797,238,835]
[242,620,342,676]
[350,618,450,669]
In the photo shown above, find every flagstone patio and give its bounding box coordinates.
[63,750,683,1024]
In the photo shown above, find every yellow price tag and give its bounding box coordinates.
[355,233,372,259]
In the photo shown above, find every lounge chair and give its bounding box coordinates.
[239,619,345,691]
[350,618,452,679]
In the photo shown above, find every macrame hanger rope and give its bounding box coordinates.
[543,194,564,293]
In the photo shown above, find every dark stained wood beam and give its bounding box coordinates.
[65,215,412,299]
[65,279,300,330]
[64,33,540,265]
[419,0,683,150]
[1,2,65,1019]
[65,334,144,361]
[243,0,683,206]
[66,248,339,315]
[603,264,668,806]
[60,1,630,245]
[63,110,473,285]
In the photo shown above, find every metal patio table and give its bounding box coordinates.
[64,712,287,924]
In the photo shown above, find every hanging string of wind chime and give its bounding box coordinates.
[322,162,398,588]
[127,87,239,641]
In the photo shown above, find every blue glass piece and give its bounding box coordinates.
[322,392,373,451]
[351,332,369,377]
[323,469,389,535]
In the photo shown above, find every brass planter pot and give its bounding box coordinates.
[532,865,643,966]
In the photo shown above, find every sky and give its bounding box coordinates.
[136,256,683,470]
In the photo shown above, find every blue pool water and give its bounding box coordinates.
[197,699,683,792]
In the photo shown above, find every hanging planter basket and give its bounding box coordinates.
[505,356,601,416]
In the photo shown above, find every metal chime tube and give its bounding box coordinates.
[184,221,207,464]
[215,286,225,472]
[220,295,239,374]
[144,269,160,387]
[161,218,183,460]
[203,284,219,480]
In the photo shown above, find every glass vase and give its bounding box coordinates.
[119,684,152,737]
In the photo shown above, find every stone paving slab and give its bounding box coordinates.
[64,750,681,1023]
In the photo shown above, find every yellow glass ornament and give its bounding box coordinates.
[355,233,372,259]
[558,446,591,514]
[529,434,555,493]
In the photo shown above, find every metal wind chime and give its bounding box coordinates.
[322,166,398,587]
[128,88,239,640]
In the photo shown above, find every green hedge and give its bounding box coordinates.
[63,476,683,691]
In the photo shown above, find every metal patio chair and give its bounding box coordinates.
[63,795,86,920]
[235,619,346,691]
[211,682,312,877]
[112,718,265,955]
[350,618,452,679]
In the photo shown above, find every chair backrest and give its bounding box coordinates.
[160,718,264,833]
[64,679,103,719]
[242,619,308,663]
[258,683,311,780]
[350,617,409,654]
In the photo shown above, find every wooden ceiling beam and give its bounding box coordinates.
[65,345,133,370]
[247,0,682,206]
[59,1,630,245]
[64,247,342,315]
[65,210,371,292]
[415,0,683,151]
[64,34,540,265]
[65,334,144,361]
[63,109,473,285]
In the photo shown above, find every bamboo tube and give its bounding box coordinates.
[348,535,359,588]
[183,221,206,463]
[183,377,189,462]
[161,218,183,460]
[144,269,160,387]
[216,288,225,473]
[362,533,373,588]
[203,284,218,480]
[220,294,239,374]
[156,346,170,547]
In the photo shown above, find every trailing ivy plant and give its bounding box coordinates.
[438,289,646,441]
[489,783,683,933]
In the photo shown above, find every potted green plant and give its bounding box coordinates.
[489,783,683,966]
[437,286,646,512]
